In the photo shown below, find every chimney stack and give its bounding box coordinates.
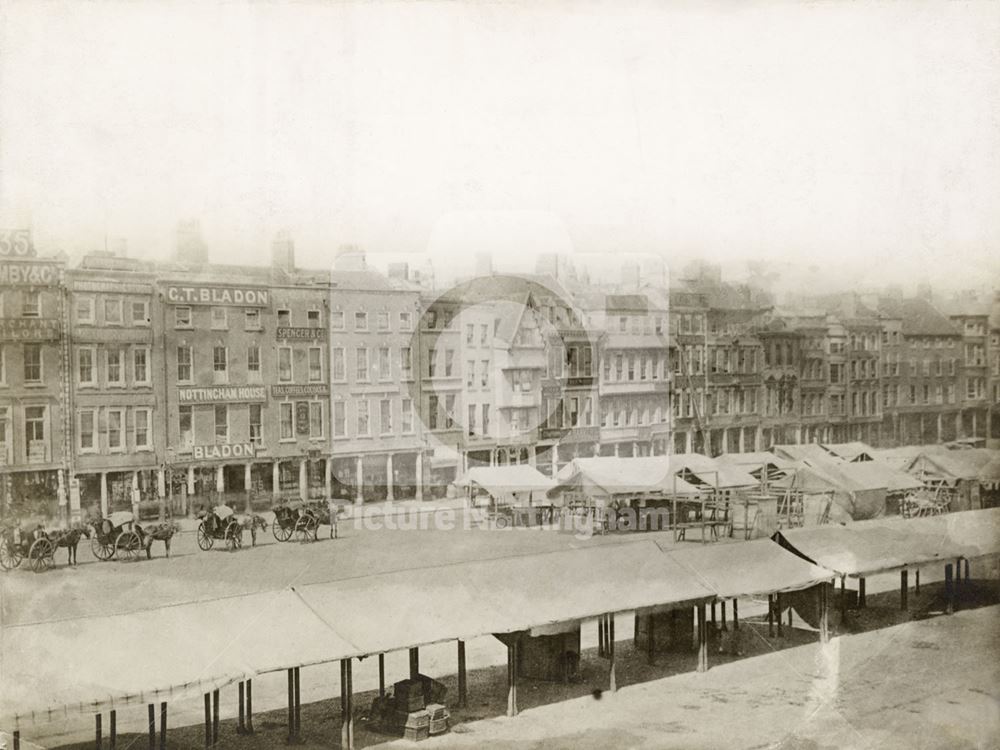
[271,230,295,272]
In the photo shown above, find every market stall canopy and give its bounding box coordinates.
[667,453,759,489]
[460,465,555,495]
[821,442,876,462]
[773,508,1000,578]
[0,589,357,727]
[905,449,999,483]
[841,461,923,493]
[664,538,833,599]
[549,456,703,497]
[772,444,839,464]
[977,456,1000,489]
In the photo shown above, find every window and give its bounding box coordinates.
[76,297,95,324]
[0,345,4,384]
[278,347,292,382]
[278,309,291,327]
[380,399,392,434]
[308,310,322,328]
[245,309,261,331]
[133,347,150,385]
[468,403,476,436]
[248,345,261,377]
[104,297,123,325]
[377,347,391,381]
[401,398,413,433]
[445,395,455,428]
[356,347,369,381]
[466,360,475,387]
[214,405,228,443]
[177,346,193,383]
[106,348,124,386]
[480,324,489,346]
[209,307,227,330]
[213,346,228,383]
[280,402,294,440]
[134,408,151,449]
[377,311,390,330]
[249,404,263,445]
[399,312,412,331]
[333,401,346,437]
[131,300,150,326]
[331,311,345,330]
[308,347,323,382]
[429,395,439,430]
[426,310,437,329]
[443,309,454,328]
[479,360,488,388]
[466,324,475,345]
[22,291,41,317]
[175,306,192,328]
[357,400,370,435]
[401,347,412,379]
[428,348,437,378]
[107,408,124,451]
[78,409,96,453]
[77,347,96,386]
[445,349,454,377]
[332,348,346,381]
[482,403,490,435]
[310,402,324,438]
[178,406,193,448]
[355,311,368,331]
[23,344,42,383]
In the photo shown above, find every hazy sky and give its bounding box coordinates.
[1,1,998,293]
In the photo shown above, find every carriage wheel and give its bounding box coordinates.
[91,534,115,561]
[115,531,142,562]
[0,538,22,570]
[294,515,319,543]
[225,522,243,552]
[28,538,55,573]
[272,517,293,543]
[197,523,214,551]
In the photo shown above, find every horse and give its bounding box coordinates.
[137,521,181,559]
[50,525,92,566]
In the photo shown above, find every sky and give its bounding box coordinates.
[1,1,998,296]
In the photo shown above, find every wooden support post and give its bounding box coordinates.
[964,559,970,582]
[945,563,954,614]
[776,593,784,638]
[409,647,420,679]
[711,602,717,628]
[506,642,519,717]
[95,713,102,750]
[204,694,211,750]
[238,681,245,734]
[697,603,709,672]
[721,601,727,628]
[916,569,920,595]
[340,659,354,750]
[859,577,867,608]
[159,702,167,750]
[246,679,254,733]
[633,613,639,646]
[147,704,155,750]
[608,614,617,693]
[378,654,386,700]
[14,731,20,750]
[840,576,847,621]
[598,615,605,657]
[212,689,219,745]
[457,641,468,708]
[294,667,301,736]
[818,584,830,643]
[767,594,774,637]
[955,558,962,591]
[647,613,656,665]
[287,669,295,743]
[733,598,739,630]
[110,710,117,750]
[900,570,909,611]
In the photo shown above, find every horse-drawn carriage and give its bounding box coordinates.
[197,505,246,551]
[0,522,58,573]
[272,500,338,543]
[89,511,178,562]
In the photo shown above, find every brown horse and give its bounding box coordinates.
[138,521,181,559]
[50,525,92,566]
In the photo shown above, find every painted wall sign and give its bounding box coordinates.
[0,229,34,258]
[192,443,257,460]
[295,402,310,435]
[164,286,270,307]
[271,384,329,397]
[0,261,60,286]
[177,386,267,404]
[0,318,61,341]
[276,327,326,340]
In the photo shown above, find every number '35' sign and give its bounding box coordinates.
[0,229,34,257]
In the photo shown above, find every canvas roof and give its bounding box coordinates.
[665,539,832,599]
[460,465,555,495]
[905,449,999,482]
[715,451,796,472]
[667,453,759,489]
[774,508,1000,578]
[821,442,876,462]
[550,456,703,497]
[978,456,1000,486]
[772,444,840,464]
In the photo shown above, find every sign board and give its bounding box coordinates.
[0,261,60,286]
[272,384,329,397]
[0,229,34,258]
[0,318,61,341]
[276,327,326,340]
[192,443,257,460]
[296,402,310,435]
[177,386,267,404]
[164,285,270,307]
